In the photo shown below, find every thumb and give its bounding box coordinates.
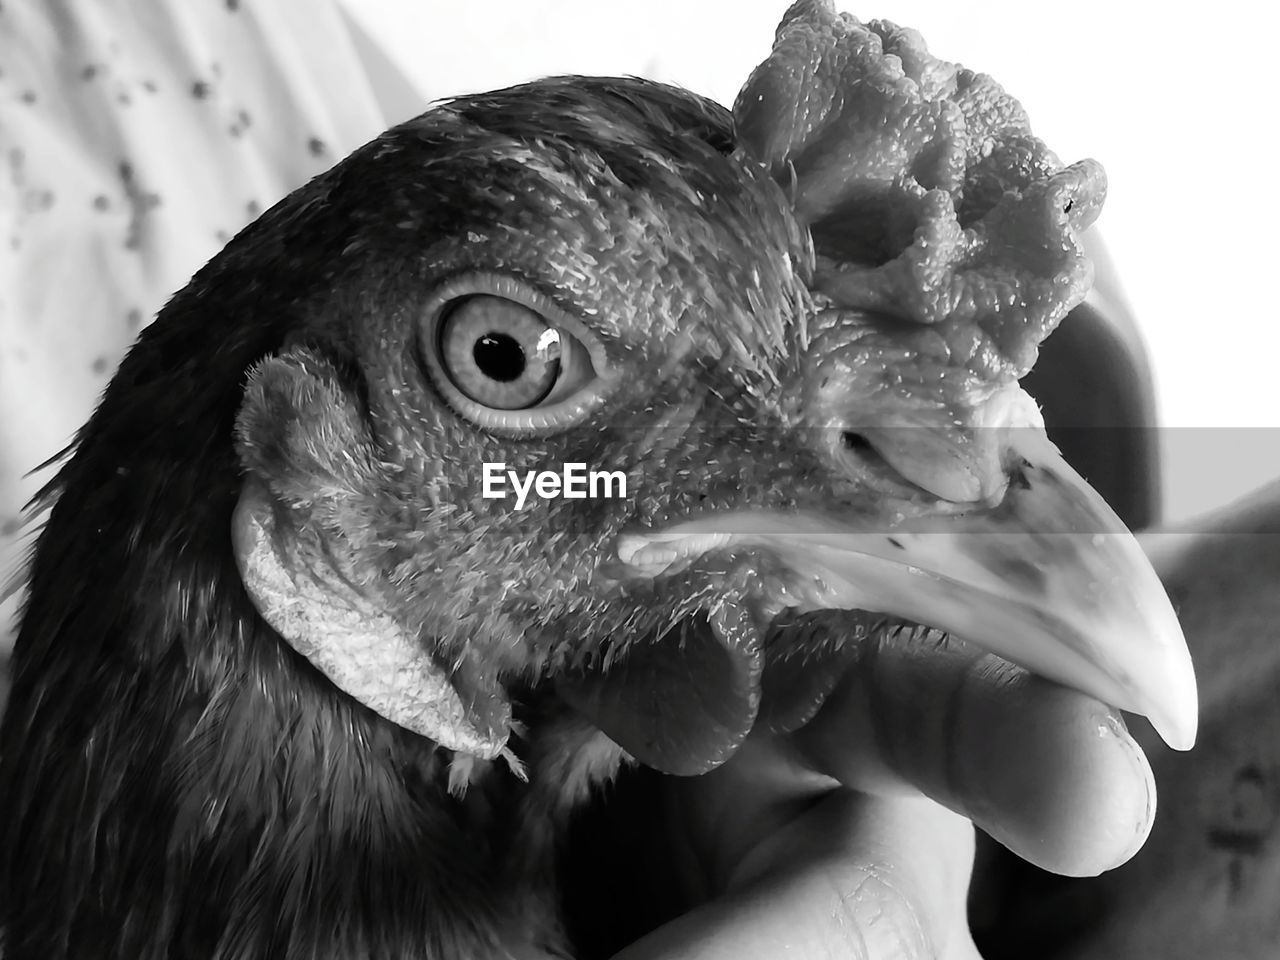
[613,741,981,960]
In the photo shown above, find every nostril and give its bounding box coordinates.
[834,429,925,498]
[841,430,873,453]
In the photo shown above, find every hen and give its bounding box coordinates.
[0,2,1196,957]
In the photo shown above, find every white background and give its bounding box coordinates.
[344,0,1280,522]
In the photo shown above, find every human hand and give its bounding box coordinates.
[975,480,1280,959]
[563,628,1156,959]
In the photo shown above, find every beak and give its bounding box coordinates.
[616,430,1198,751]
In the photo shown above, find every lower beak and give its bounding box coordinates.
[616,431,1198,750]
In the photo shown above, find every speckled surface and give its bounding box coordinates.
[0,0,422,659]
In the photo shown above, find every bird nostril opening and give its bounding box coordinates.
[841,430,873,453]
[834,429,922,496]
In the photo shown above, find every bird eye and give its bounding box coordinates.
[419,274,610,435]
[439,296,586,409]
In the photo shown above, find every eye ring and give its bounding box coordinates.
[418,273,613,436]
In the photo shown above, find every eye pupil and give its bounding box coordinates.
[473,332,526,382]
[427,288,598,420]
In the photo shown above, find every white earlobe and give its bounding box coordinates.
[232,476,509,760]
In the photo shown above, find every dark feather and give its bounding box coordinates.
[0,77,761,960]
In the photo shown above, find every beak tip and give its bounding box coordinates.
[1154,716,1197,752]
[1137,652,1198,751]
[1148,691,1199,752]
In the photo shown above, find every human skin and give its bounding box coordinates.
[569,628,1155,960]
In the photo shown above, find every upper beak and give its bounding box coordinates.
[616,429,1198,751]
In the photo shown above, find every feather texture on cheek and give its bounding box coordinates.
[233,348,518,763]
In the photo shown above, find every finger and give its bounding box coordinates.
[788,632,1156,877]
[615,765,976,960]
